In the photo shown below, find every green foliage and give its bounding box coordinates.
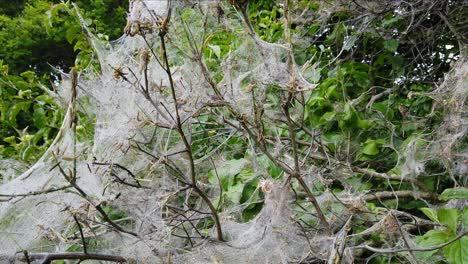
[74,0,127,40]
[416,207,467,264]
[102,204,129,221]
[440,188,468,200]
[0,62,61,162]
[249,6,284,43]
[0,0,127,74]
[0,0,27,17]
[0,0,75,74]
[0,0,127,163]
[207,158,262,221]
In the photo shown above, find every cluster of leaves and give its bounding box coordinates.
[417,188,468,263]
[0,63,61,162]
[0,0,75,75]
[0,0,127,164]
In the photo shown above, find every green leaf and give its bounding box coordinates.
[14,80,29,91]
[353,71,370,88]
[361,141,379,155]
[65,24,82,43]
[237,168,253,181]
[381,16,403,27]
[384,39,398,52]
[35,94,56,105]
[20,71,35,82]
[74,40,88,52]
[21,145,34,161]
[207,159,247,190]
[241,179,260,205]
[257,155,282,179]
[3,136,16,144]
[325,85,338,99]
[322,133,343,146]
[208,44,221,59]
[420,207,439,223]
[438,208,460,232]
[416,229,450,259]
[321,111,336,122]
[18,89,32,98]
[33,107,46,129]
[303,67,321,84]
[225,183,244,204]
[307,96,326,107]
[443,236,468,264]
[440,188,468,200]
[7,102,29,126]
[66,243,81,252]
[357,119,373,129]
[342,103,354,121]
[372,100,394,119]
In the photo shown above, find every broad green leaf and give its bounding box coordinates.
[342,103,353,121]
[65,26,80,43]
[303,67,321,84]
[357,119,373,129]
[381,16,403,27]
[3,136,16,144]
[416,229,450,259]
[207,159,247,189]
[258,155,282,179]
[20,71,35,82]
[384,39,398,52]
[353,71,370,88]
[438,208,460,232]
[241,179,260,205]
[237,168,253,181]
[225,183,244,204]
[35,94,56,105]
[307,96,326,107]
[242,203,263,221]
[440,188,468,200]
[74,40,88,52]
[14,80,29,90]
[361,141,379,155]
[443,236,468,264]
[321,111,336,122]
[325,84,338,99]
[33,107,46,129]
[7,101,30,126]
[322,133,343,145]
[18,89,31,98]
[420,207,439,223]
[372,101,394,119]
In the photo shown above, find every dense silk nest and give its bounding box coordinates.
[0,0,466,263]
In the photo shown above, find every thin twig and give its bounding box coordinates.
[157,1,223,241]
[351,230,468,253]
[3,252,127,264]
[72,214,88,254]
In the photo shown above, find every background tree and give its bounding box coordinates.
[0,0,127,163]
